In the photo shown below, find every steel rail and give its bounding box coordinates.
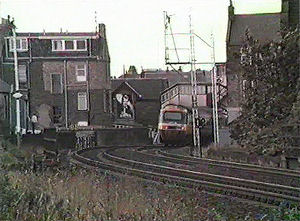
[103,149,300,199]
[72,148,300,206]
[158,150,300,178]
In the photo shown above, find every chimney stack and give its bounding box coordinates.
[98,23,106,38]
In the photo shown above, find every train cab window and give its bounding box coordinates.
[163,112,186,124]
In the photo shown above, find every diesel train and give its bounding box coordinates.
[158,104,213,146]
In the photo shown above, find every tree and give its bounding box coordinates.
[230,28,299,155]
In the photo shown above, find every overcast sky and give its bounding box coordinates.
[1,0,281,76]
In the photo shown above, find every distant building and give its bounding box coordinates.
[115,65,228,125]
[118,65,140,79]
[225,0,298,123]
[112,78,168,127]
[1,22,111,132]
[0,79,10,134]
[141,68,211,86]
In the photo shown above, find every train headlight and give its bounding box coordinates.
[159,125,168,130]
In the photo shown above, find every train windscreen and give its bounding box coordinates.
[163,112,186,124]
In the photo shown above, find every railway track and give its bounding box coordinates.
[71,147,300,207]
[155,150,300,188]
[158,150,300,178]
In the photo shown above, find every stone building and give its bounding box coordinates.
[1,23,111,131]
[225,0,298,123]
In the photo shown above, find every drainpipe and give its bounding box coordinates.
[63,60,68,128]
[9,84,13,133]
[86,60,90,125]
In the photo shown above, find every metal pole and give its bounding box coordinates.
[12,28,21,147]
[64,60,68,128]
[163,11,168,65]
[211,34,219,144]
[189,15,201,157]
[211,67,216,143]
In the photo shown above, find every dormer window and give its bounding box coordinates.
[9,38,28,52]
[52,39,87,51]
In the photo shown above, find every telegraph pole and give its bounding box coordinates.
[12,27,21,148]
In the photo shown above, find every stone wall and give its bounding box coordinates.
[56,127,151,148]
[96,127,151,146]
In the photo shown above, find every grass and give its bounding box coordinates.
[0,139,299,220]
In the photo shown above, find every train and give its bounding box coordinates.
[158,104,213,146]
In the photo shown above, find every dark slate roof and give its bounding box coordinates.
[0,79,10,93]
[112,78,169,100]
[229,13,282,45]
[144,70,211,86]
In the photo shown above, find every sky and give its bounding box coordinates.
[0,0,281,77]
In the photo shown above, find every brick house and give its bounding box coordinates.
[2,23,111,131]
[225,0,298,123]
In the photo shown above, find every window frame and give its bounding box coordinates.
[76,40,87,50]
[64,40,75,50]
[18,65,27,84]
[50,73,63,94]
[78,92,88,111]
[76,64,87,82]
[9,38,28,52]
[52,39,87,52]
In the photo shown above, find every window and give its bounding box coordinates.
[51,74,63,94]
[163,112,186,124]
[182,86,191,95]
[53,106,63,124]
[206,86,212,94]
[76,64,87,82]
[52,40,64,51]
[18,65,27,88]
[52,39,87,51]
[78,92,88,110]
[65,40,74,50]
[9,38,28,52]
[76,40,86,50]
[197,85,206,94]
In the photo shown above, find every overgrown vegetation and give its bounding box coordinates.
[230,27,300,155]
[0,140,299,220]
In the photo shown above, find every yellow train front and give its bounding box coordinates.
[158,105,193,145]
